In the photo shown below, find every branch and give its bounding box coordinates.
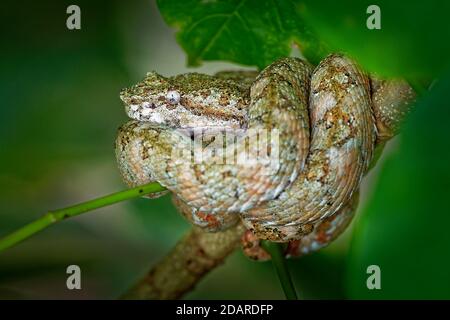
[121,223,246,300]
[0,182,166,253]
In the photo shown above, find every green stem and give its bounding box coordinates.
[407,78,429,96]
[261,240,298,300]
[0,182,166,253]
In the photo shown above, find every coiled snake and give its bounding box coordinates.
[115,54,415,258]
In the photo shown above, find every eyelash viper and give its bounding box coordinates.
[115,54,415,255]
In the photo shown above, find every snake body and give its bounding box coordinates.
[242,55,376,241]
[116,54,415,244]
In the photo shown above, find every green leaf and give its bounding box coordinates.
[299,0,450,79]
[156,0,328,69]
[346,70,450,299]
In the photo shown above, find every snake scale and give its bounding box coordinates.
[115,54,415,256]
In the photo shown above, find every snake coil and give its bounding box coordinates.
[116,54,415,254]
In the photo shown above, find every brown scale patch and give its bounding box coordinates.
[117,130,132,151]
[286,240,301,257]
[305,153,326,181]
[236,97,249,110]
[306,169,317,181]
[141,143,150,160]
[129,97,141,105]
[193,164,206,184]
[181,99,205,114]
[241,230,271,261]
[317,65,354,96]
[196,212,220,229]
[201,90,211,99]
[315,220,332,244]
[328,106,346,124]
[325,107,356,147]
[182,97,245,123]
[222,171,231,179]
[297,223,314,236]
[219,94,230,106]
[318,161,330,184]
[250,224,287,242]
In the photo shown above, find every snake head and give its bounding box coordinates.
[120,71,249,129]
[120,72,174,125]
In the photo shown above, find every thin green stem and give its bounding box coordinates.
[407,78,429,96]
[261,240,298,300]
[0,182,166,254]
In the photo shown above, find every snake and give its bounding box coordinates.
[115,54,416,249]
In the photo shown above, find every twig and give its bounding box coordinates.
[407,78,429,96]
[0,182,166,253]
[261,240,298,300]
[121,223,246,300]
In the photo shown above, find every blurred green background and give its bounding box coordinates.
[0,0,449,299]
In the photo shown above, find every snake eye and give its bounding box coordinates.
[166,90,180,105]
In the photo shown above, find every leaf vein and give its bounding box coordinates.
[184,13,229,35]
[193,0,248,61]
